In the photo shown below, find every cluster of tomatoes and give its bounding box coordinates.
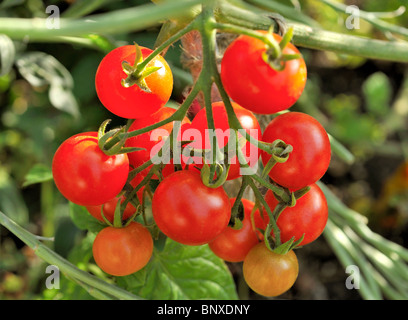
[51,30,331,298]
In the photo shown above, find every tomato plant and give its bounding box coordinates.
[2,0,408,303]
[92,221,153,277]
[261,112,331,191]
[243,243,299,297]
[221,31,307,115]
[264,183,329,246]
[95,45,173,119]
[152,170,231,245]
[52,132,130,206]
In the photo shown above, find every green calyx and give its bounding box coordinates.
[261,26,301,71]
[121,43,162,93]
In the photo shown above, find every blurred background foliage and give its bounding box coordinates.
[0,0,408,299]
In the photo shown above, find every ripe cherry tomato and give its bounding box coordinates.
[221,31,307,114]
[261,112,331,190]
[92,221,153,276]
[52,132,129,206]
[125,106,190,178]
[152,170,231,246]
[208,198,266,262]
[95,45,173,119]
[189,101,262,180]
[264,183,328,246]
[243,243,299,297]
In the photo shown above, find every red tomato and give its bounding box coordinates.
[52,132,129,206]
[189,101,262,180]
[208,198,266,262]
[221,31,307,114]
[125,107,190,178]
[152,170,231,246]
[92,221,153,276]
[261,112,331,190]
[243,243,299,297]
[95,45,173,119]
[264,183,328,246]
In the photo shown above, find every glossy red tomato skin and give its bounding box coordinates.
[92,221,153,276]
[208,198,266,262]
[152,170,231,246]
[264,183,328,246]
[52,132,129,206]
[189,101,262,180]
[95,45,173,119]
[125,107,190,178]
[243,243,299,297]
[221,32,307,115]
[261,112,331,190]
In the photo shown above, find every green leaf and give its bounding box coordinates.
[0,34,15,76]
[22,163,53,187]
[117,238,238,300]
[69,202,106,233]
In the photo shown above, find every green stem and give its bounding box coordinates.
[0,0,204,40]
[318,181,408,261]
[247,178,282,248]
[323,219,383,300]
[291,22,408,63]
[0,211,142,300]
[244,0,320,28]
[321,0,408,39]
[199,5,228,176]
[328,134,355,165]
[137,19,197,71]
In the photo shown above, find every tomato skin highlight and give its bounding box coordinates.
[261,112,331,190]
[52,132,129,206]
[208,198,265,262]
[95,45,173,119]
[221,32,307,115]
[152,170,231,246]
[264,183,328,246]
[243,243,299,297]
[92,221,153,276]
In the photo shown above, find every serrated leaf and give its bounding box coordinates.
[22,163,53,187]
[69,202,106,233]
[0,34,15,76]
[117,238,238,300]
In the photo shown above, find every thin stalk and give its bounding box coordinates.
[199,5,228,176]
[137,19,197,70]
[247,178,282,247]
[0,0,204,40]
